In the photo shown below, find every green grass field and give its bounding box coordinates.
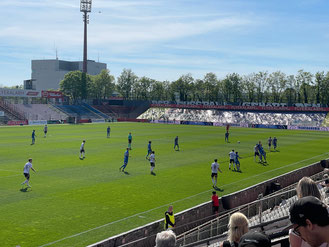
[1,122,329,247]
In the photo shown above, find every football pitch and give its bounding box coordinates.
[1,122,329,247]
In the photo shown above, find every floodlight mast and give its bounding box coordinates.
[80,0,92,73]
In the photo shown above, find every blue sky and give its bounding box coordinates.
[1,0,329,87]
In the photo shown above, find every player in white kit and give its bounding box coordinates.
[80,140,86,159]
[229,150,236,170]
[211,159,222,188]
[21,158,36,188]
[149,151,156,175]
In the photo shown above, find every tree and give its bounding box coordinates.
[296,70,313,103]
[254,72,268,102]
[170,74,194,101]
[60,71,92,101]
[132,77,154,100]
[242,74,256,102]
[91,69,115,100]
[203,73,218,101]
[268,71,286,102]
[117,69,138,99]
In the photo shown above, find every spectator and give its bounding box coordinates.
[164,205,175,230]
[238,232,271,247]
[221,212,249,247]
[155,230,176,247]
[212,191,219,216]
[289,196,329,247]
[290,177,324,247]
[320,174,329,188]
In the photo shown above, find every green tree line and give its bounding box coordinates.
[60,69,329,105]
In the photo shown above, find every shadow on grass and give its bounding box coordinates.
[20,188,31,192]
[123,171,130,175]
[214,187,224,192]
[151,172,156,176]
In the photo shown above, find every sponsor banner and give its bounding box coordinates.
[213,122,248,128]
[151,120,178,124]
[28,120,47,125]
[0,88,41,98]
[150,103,329,112]
[0,111,4,117]
[91,119,105,123]
[181,121,213,126]
[117,118,149,123]
[41,90,63,99]
[251,124,287,129]
[152,100,327,108]
[7,120,28,125]
[287,126,329,131]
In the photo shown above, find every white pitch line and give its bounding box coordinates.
[39,152,328,247]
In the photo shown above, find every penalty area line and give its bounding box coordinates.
[39,152,328,247]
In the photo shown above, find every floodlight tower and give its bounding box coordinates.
[80,0,92,73]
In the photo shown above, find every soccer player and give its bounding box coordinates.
[79,140,86,159]
[229,150,235,170]
[254,143,260,162]
[273,137,278,151]
[21,158,36,188]
[146,141,152,159]
[149,151,156,174]
[225,132,229,143]
[107,126,111,138]
[119,148,129,172]
[44,124,48,138]
[128,132,132,150]
[259,143,267,163]
[211,159,222,188]
[235,151,241,172]
[268,137,272,151]
[31,130,36,145]
[174,136,179,151]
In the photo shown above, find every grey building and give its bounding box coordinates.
[30,59,107,91]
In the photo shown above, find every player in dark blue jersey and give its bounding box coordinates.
[119,148,129,172]
[146,141,152,159]
[174,136,179,151]
[31,130,36,145]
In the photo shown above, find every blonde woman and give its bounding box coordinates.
[290,177,327,247]
[220,212,249,247]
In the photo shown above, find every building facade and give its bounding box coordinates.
[31,59,107,91]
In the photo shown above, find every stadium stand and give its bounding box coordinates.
[0,99,26,121]
[138,108,327,126]
[53,104,104,119]
[93,101,150,119]
[14,104,68,120]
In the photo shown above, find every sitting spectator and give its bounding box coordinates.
[238,231,271,247]
[289,196,329,247]
[320,174,329,188]
[289,177,324,247]
[220,212,249,247]
[155,230,176,247]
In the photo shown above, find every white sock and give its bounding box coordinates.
[229,163,231,169]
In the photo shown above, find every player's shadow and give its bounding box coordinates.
[214,187,224,192]
[20,188,30,192]
[123,171,130,175]
[260,162,269,166]
[151,172,156,176]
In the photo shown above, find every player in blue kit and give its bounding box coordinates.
[128,132,132,150]
[31,130,36,145]
[174,136,179,151]
[107,126,111,138]
[235,151,241,172]
[273,137,278,151]
[258,142,267,163]
[146,141,152,159]
[119,148,130,172]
